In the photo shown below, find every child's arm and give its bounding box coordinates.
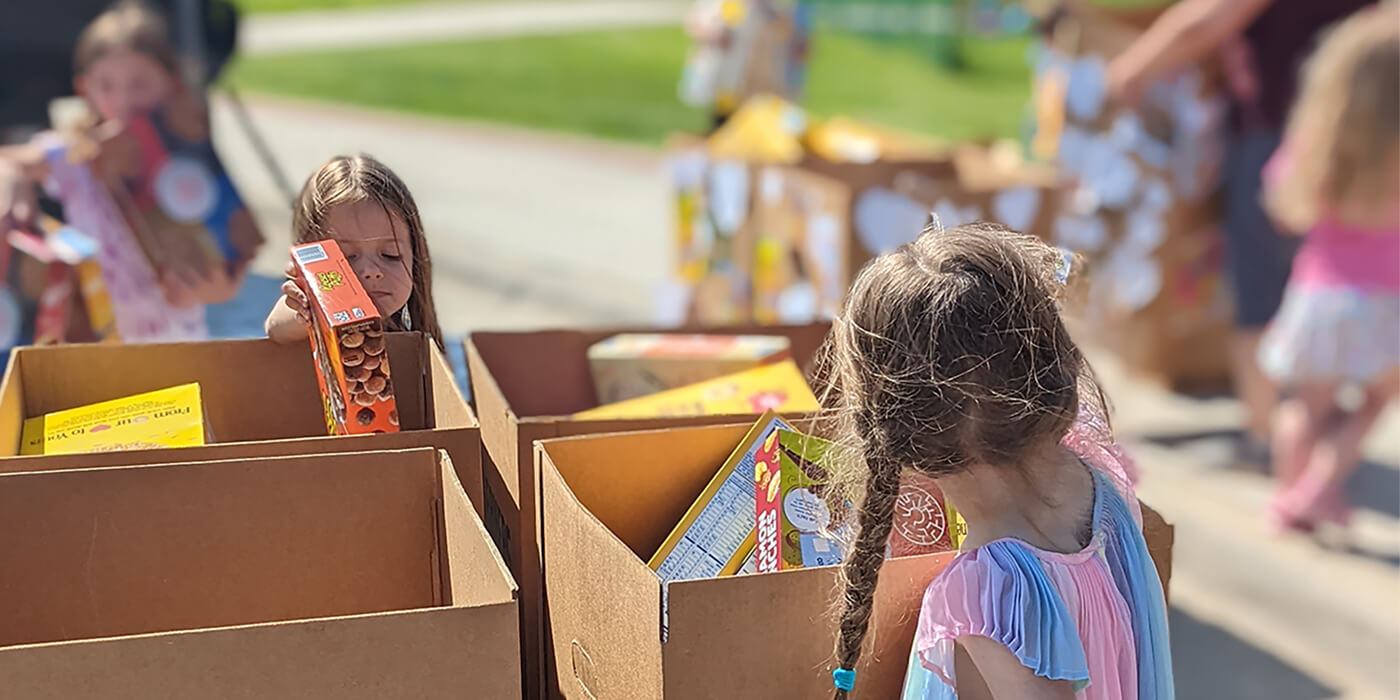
[0,144,49,228]
[954,637,1077,700]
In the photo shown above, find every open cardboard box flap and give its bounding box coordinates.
[0,334,483,514]
[539,421,1175,699]
[0,447,519,699]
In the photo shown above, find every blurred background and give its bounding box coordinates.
[2,0,1396,697]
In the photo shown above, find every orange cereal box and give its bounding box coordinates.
[290,240,398,435]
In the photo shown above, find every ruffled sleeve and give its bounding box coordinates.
[914,542,1091,693]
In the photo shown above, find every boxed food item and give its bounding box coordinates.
[753,428,964,573]
[101,98,263,275]
[574,360,818,420]
[9,217,118,344]
[49,221,118,342]
[752,427,846,572]
[649,413,791,581]
[588,332,792,404]
[889,469,965,558]
[290,240,399,435]
[19,383,208,456]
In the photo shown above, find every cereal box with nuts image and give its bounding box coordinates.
[290,240,399,435]
[753,428,963,573]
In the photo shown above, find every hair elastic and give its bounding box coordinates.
[1053,247,1074,285]
[832,667,857,691]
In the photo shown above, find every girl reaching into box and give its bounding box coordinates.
[821,223,1173,699]
[266,155,444,351]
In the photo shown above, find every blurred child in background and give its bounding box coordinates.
[266,155,444,351]
[0,0,249,342]
[1257,6,1399,535]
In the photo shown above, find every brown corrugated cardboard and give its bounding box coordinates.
[539,422,1176,699]
[0,334,483,515]
[0,447,519,699]
[466,322,830,698]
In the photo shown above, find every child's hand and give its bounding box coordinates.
[160,256,243,307]
[279,276,312,327]
[0,149,41,231]
[266,259,313,344]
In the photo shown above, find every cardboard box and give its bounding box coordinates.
[466,322,830,698]
[0,447,520,699]
[20,382,208,455]
[291,240,399,435]
[576,360,819,420]
[539,422,1177,699]
[1029,1,1232,391]
[0,334,483,517]
[539,422,952,699]
[587,332,792,404]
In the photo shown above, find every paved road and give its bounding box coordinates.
[239,0,686,56]
[213,93,1400,700]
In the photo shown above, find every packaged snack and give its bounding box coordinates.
[575,360,819,420]
[753,429,964,573]
[10,217,119,344]
[650,412,792,581]
[888,469,965,558]
[289,240,399,436]
[587,333,792,404]
[20,383,208,455]
[753,428,848,572]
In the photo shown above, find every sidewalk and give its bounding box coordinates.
[211,93,667,335]
[239,0,686,56]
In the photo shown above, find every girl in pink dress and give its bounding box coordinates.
[824,223,1172,700]
[1257,7,1399,534]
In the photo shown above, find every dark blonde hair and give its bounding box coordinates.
[822,222,1094,697]
[74,0,178,76]
[1268,5,1400,231]
[293,155,444,351]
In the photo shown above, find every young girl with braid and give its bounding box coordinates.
[823,223,1173,699]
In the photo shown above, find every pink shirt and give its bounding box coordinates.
[1291,220,1400,294]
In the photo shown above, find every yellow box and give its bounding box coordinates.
[574,360,819,420]
[20,383,207,456]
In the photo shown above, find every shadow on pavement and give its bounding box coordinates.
[1139,427,1400,519]
[1172,607,1335,700]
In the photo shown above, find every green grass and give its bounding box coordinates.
[229,27,1031,144]
[234,0,474,13]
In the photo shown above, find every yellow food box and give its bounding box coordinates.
[574,360,820,420]
[20,383,208,456]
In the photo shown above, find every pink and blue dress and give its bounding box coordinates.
[901,415,1174,700]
